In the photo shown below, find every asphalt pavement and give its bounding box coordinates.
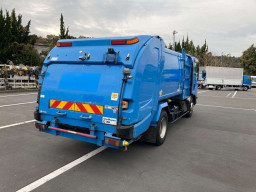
[0,89,256,192]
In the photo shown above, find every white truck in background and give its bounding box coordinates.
[251,76,256,88]
[199,66,252,91]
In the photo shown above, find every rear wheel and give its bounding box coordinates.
[184,100,194,118]
[216,85,221,90]
[141,110,168,145]
[156,110,168,146]
[243,86,248,91]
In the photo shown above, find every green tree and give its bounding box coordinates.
[0,10,12,62]
[239,44,256,75]
[167,35,210,67]
[22,20,31,43]
[184,35,189,51]
[42,14,75,56]
[10,42,43,66]
[175,41,182,52]
[181,37,185,50]
[59,13,69,39]
[189,40,195,55]
[167,43,173,50]
[0,8,41,65]
[28,34,38,45]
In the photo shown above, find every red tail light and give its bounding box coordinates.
[111,37,139,45]
[111,40,126,45]
[105,138,121,147]
[122,100,128,109]
[56,42,72,47]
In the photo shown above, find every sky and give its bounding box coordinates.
[1,0,256,57]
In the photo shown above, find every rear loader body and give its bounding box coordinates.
[35,35,198,150]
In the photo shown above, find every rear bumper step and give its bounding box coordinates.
[48,127,96,139]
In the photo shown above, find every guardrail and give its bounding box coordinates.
[0,77,37,89]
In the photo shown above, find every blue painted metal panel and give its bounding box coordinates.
[133,112,153,138]
[121,37,162,125]
[151,102,168,126]
[159,51,181,100]
[39,63,123,125]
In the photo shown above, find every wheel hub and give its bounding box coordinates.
[159,117,167,139]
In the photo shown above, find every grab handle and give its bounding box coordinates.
[56,111,67,116]
[80,114,92,120]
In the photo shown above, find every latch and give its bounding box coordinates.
[79,52,90,60]
[39,70,46,77]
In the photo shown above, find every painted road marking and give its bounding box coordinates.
[198,95,256,100]
[0,101,36,108]
[226,92,232,97]
[0,120,36,130]
[0,93,37,98]
[198,90,210,94]
[197,104,256,112]
[231,91,237,98]
[16,146,107,192]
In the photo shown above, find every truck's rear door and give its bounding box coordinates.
[39,63,123,126]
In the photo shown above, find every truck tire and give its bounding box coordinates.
[184,100,193,118]
[216,85,221,90]
[243,86,248,91]
[141,110,168,145]
[156,110,168,146]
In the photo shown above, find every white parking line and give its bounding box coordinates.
[197,104,256,112]
[226,92,232,97]
[198,90,209,94]
[0,120,36,130]
[0,101,36,108]
[0,93,37,98]
[198,95,256,100]
[16,146,107,192]
[231,91,237,98]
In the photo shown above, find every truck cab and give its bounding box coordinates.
[243,75,252,91]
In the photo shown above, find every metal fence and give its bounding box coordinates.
[0,64,39,90]
[0,76,37,89]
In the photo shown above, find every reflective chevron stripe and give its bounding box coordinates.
[50,99,103,115]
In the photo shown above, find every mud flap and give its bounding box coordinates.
[116,125,134,140]
[141,125,156,144]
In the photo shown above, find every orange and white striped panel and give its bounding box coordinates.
[50,99,103,115]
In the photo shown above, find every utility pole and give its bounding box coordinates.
[221,52,223,65]
[173,30,178,51]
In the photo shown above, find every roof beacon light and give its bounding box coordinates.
[111,37,139,45]
[56,42,72,47]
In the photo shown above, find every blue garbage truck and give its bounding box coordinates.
[35,35,198,150]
